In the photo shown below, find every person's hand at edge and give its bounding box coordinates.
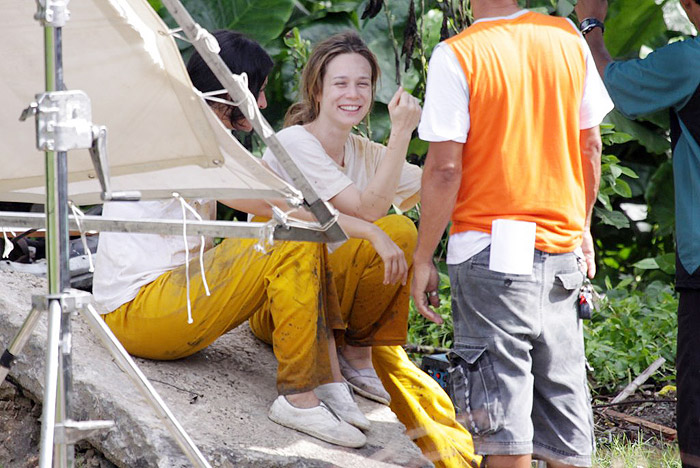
[581,228,597,279]
[411,259,443,324]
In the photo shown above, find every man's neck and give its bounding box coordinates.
[471,0,522,21]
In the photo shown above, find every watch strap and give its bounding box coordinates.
[579,17,605,36]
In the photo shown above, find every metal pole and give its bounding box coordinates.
[38,299,62,467]
[39,22,73,468]
[55,25,74,468]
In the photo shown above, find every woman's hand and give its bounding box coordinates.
[367,224,409,285]
[387,87,422,137]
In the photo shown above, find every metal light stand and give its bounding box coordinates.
[0,1,211,466]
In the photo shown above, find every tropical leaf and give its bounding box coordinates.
[595,207,630,229]
[604,0,666,58]
[655,253,676,274]
[556,0,575,18]
[174,0,295,45]
[606,110,670,155]
[634,257,660,270]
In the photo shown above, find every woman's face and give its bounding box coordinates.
[214,77,268,132]
[316,53,373,130]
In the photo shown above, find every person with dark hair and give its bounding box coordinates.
[186,30,272,132]
[575,0,700,465]
[92,30,367,449]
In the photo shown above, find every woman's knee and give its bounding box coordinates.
[375,215,417,253]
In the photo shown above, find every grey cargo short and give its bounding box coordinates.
[447,246,594,467]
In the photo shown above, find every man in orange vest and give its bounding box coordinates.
[412,1,612,466]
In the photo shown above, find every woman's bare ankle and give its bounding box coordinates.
[285,391,319,409]
[340,345,373,370]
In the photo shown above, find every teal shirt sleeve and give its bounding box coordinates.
[603,37,700,118]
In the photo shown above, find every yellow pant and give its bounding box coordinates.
[373,346,482,468]
[103,238,341,395]
[250,214,416,346]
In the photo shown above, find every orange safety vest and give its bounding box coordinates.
[446,11,588,253]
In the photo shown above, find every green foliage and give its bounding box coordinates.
[605,0,669,58]
[584,281,678,394]
[596,124,640,230]
[155,0,296,45]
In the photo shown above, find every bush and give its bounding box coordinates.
[584,280,678,395]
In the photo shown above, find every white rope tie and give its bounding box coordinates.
[173,193,211,325]
[1,228,16,259]
[68,202,95,272]
[200,74,249,108]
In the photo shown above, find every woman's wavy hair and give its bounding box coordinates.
[284,30,380,127]
[186,30,273,128]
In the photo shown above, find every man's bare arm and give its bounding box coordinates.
[580,126,603,278]
[411,140,463,323]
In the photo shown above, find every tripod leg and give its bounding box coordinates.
[80,303,211,468]
[0,304,44,384]
[39,298,63,468]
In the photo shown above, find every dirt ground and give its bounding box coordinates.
[0,378,115,468]
[0,375,678,467]
[593,387,678,449]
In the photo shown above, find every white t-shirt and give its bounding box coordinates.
[263,125,422,212]
[417,11,614,264]
[92,199,215,312]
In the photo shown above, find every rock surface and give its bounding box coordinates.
[0,270,431,467]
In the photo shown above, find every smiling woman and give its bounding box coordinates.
[253,32,423,406]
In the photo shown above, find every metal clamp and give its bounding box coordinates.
[32,290,93,314]
[20,91,94,152]
[34,0,71,28]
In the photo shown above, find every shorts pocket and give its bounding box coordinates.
[448,343,504,435]
[555,271,584,291]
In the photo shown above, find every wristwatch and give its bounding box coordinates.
[579,17,605,36]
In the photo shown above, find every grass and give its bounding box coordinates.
[593,434,681,468]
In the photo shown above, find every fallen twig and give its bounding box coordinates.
[610,357,666,405]
[602,409,677,440]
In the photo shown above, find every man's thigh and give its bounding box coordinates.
[531,252,593,466]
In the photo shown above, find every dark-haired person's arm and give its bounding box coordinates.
[574,0,612,78]
[577,0,700,117]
